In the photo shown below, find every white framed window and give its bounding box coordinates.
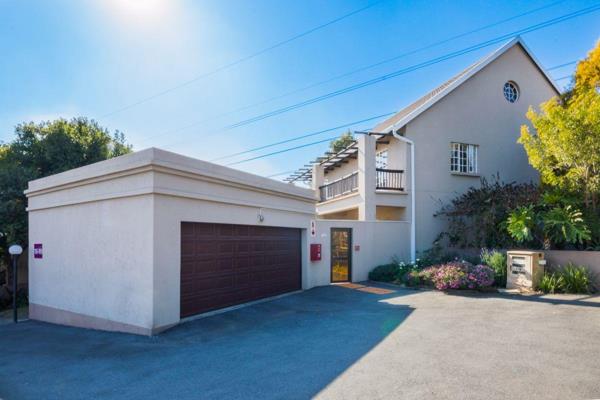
[450,143,478,174]
[376,149,388,169]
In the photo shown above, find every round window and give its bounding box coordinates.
[503,81,519,103]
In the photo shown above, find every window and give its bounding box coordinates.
[376,149,388,169]
[503,81,519,103]
[450,143,478,174]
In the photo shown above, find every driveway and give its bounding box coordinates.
[1,284,599,400]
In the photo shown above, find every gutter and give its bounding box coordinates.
[390,131,416,263]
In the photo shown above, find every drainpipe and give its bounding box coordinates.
[390,131,416,263]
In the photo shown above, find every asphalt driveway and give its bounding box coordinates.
[1,284,599,400]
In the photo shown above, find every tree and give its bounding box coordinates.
[519,40,600,211]
[0,117,131,264]
[574,40,600,89]
[329,130,354,153]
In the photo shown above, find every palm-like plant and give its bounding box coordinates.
[506,204,591,249]
[542,205,591,245]
[505,205,537,243]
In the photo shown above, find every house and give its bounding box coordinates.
[26,37,559,335]
[289,36,559,270]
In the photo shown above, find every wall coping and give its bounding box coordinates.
[25,147,317,202]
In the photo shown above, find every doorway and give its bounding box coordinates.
[331,228,352,283]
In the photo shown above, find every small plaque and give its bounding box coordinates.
[34,243,43,259]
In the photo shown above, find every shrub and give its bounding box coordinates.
[538,273,564,294]
[538,264,594,294]
[480,249,507,287]
[403,270,421,286]
[505,204,591,249]
[559,263,593,294]
[468,264,495,288]
[368,255,426,284]
[429,261,495,290]
[415,245,460,267]
[416,267,437,286]
[435,176,540,248]
[368,263,400,282]
[370,257,495,292]
[431,262,468,290]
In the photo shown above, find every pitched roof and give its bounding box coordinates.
[373,37,561,133]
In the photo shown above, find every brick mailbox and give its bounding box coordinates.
[506,250,545,291]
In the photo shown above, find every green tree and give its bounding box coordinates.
[519,40,600,211]
[329,130,354,153]
[0,117,131,263]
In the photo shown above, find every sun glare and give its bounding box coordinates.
[104,0,176,25]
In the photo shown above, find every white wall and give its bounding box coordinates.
[28,195,155,331]
[309,220,410,287]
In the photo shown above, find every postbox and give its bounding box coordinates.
[506,250,545,291]
[310,243,321,261]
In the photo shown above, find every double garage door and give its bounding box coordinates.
[180,222,302,318]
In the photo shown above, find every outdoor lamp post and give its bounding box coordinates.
[8,244,23,323]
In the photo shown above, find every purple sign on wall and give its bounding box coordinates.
[34,243,43,259]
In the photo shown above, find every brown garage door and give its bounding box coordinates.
[180,222,301,318]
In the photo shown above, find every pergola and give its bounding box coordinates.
[284,131,392,184]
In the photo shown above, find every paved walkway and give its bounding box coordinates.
[0,285,599,399]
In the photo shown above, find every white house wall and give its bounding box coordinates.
[309,220,410,286]
[404,44,557,251]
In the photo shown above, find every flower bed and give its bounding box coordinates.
[403,261,494,290]
[369,259,496,291]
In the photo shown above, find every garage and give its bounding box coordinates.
[26,148,315,335]
[180,222,301,317]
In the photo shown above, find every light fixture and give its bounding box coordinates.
[8,244,22,255]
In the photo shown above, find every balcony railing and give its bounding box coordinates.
[319,172,358,202]
[376,168,404,191]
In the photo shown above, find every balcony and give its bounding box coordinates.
[319,169,404,202]
[376,168,404,191]
[319,172,358,202]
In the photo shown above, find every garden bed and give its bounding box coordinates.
[369,258,498,292]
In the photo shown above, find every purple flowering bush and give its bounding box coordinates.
[430,261,494,290]
[372,256,496,291]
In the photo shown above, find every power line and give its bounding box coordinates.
[137,0,568,146]
[158,4,600,166]
[211,112,394,162]
[99,1,384,119]
[211,57,577,162]
[219,4,600,131]
[547,60,578,70]
[227,135,341,166]
[223,4,600,167]
[265,170,297,178]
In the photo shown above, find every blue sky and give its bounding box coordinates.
[1,0,599,179]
